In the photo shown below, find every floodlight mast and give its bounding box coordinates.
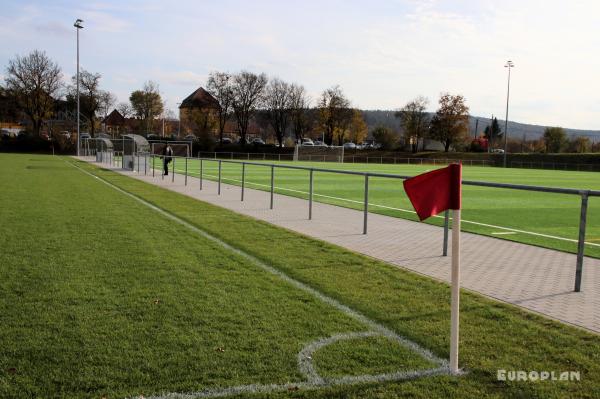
[74,19,83,156]
[503,60,514,167]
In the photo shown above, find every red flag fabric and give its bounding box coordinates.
[403,164,462,221]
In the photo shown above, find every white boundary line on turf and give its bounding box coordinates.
[179,166,600,249]
[69,160,452,399]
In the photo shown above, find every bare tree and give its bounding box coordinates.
[116,102,133,118]
[289,84,310,143]
[4,50,62,136]
[264,78,293,147]
[231,71,268,145]
[396,96,429,153]
[318,85,352,146]
[206,71,233,143]
[429,93,469,152]
[69,70,105,136]
[98,91,116,132]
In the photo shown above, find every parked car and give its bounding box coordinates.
[301,138,314,146]
[313,140,327,147]
[343,142,357,149]
[1,129,11,139]
[184,134,197,141]
[251,138,266,145]
[80,132,91,140]
[220,137,232,144]
[146,133,159,140]
[491,148,505,154]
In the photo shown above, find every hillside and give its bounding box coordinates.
[362,110,600,141]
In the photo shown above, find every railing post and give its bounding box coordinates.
[185,157,188,186]
[218,160,222,195]
[270,165,274,209]
[574,191,589,292]
[443,210,450,256]
[152,155,155,177]
[241,163,245,201]
[200,158,203,190]
[172,157,175,182]
[363,174,369,234]
[309,169,314,220]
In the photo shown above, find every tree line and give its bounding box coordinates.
[2,50,596,154]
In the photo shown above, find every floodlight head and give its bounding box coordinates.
[505,60,514,68]
[74,19,84,29]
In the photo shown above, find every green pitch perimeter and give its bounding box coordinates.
[162,157,600,258]
[2,153,600,398]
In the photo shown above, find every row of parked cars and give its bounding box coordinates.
[140,133,380,150]
[299,138,380,149]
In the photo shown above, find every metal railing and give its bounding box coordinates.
[511,161,600,172]
[197,151,494,166]
[100,152,599,292]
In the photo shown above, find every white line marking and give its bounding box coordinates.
[491,232,517,235]
[175,165,599,249]
[69,160,452,399]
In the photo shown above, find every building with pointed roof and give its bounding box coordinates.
[178,87,221,136]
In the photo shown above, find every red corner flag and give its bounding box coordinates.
[403,164,462,221]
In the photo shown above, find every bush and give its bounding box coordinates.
[371,126,398,150]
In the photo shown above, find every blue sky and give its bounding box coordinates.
[1,0,599,129]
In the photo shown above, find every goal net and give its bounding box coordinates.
[293,145,344,163]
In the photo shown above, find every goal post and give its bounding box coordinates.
[293,145,344,163]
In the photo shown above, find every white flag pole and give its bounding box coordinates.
[450,208,461,374]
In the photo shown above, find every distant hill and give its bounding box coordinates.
[361,110,600,141]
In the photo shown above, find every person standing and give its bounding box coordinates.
[162,144,173,176]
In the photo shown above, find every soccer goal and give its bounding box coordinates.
[293,145,345,163]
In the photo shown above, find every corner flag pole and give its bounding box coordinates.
[402,163,462,374]
[450,208,461,374]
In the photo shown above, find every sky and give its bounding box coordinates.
[1,0,599,129]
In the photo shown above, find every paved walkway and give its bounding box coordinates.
[82,157,600,334]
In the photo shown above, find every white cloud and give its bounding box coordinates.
[156,71,207,87]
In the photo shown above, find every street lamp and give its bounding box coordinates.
[503,60,514,167]
[74,18,83,156]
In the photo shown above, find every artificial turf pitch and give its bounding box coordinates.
[162,157,600,258]
[1,153,600,398]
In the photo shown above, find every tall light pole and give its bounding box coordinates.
[503,60,514,167]
[74,19,83,156]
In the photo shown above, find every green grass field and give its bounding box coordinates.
[2,153,600,398]
[160,157,600,258]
